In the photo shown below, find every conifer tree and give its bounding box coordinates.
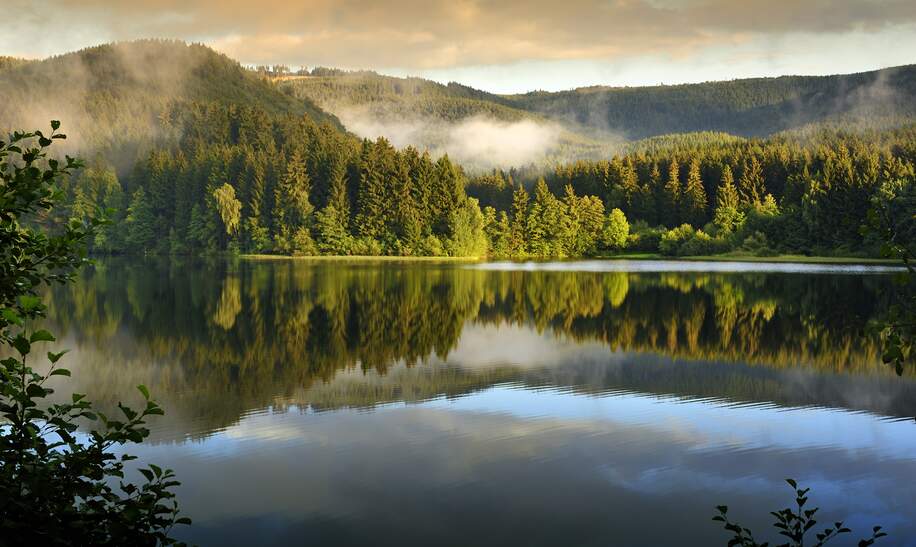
[125,187,157,252]
[682,159,708,227]
[738,156,766,207]
[431,155,463,235]
[355,139,389,239]
[274,151,315,253]
[714,165,744,234]
[661,158,681,226]
[483,207,511,258]
[509,185,529,256]
[315,206,352,254]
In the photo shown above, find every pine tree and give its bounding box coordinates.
[125,187,157,252]
[243,156,269,251]
[562,185,604,256]
[315,205,352,254]
[509,185,529,257]
[714,165,744,234]
[483,207,511,258]
[682,159,708,227]
[619,159,639,215]
[355,139,388,240]
[661,158,681,227]
[431,155,463,235]
[326,156,351,220]
[526,179,570,257]
[274,151,315,253]
[738,156,766,207]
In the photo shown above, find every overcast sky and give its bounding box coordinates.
[3,0,916,93]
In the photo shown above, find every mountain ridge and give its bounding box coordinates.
[280,62,916,143]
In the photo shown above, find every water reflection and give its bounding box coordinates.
[43,258,916,546]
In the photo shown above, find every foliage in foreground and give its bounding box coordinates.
[0,124,189,545]
[714,480,886,547]
[865,177,916,374]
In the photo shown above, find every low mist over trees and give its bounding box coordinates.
[4,40,915,259]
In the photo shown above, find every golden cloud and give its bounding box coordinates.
[6,0,916,68]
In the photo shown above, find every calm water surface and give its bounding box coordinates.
[45,258,916,546]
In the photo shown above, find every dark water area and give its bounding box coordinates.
[44,257,916,546]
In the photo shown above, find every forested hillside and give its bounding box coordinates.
[276,70,618,169]
[276,64,916,142]
[0,40,339,171]
[467,125,916,257]
[55,104,490,258]
[279,71,527,123]
[4,40,915,259]
[505,65,916,139]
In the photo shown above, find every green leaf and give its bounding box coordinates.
[49,368,71,377]
[12,335,30,356]
[30,329,56,343]
[137,384,150,400]
[1,307,22,325]
[51,120,60,131]
[19,295,42,312]
[48,350,68,364]
[26,383,47,398]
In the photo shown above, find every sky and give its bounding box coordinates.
[3,0,916,93]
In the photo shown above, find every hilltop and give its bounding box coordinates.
[0,40,340,170]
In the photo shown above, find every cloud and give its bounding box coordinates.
[4,0,916,71]
[333,106,563,170]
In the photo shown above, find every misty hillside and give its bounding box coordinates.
[0,40,340,170]
[279,71,529,123]
[277,71,618,170]
[282,64,916,143]
[504,65,916,139]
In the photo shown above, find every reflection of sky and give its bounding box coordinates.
[55,260,916,546]
[424,386,916,459]
[123,383,916,547]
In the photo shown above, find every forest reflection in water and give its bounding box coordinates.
[40,257,916,546]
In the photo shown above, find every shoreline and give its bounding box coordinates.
[238,253,901,266]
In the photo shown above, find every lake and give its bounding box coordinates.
[45,257,916,546]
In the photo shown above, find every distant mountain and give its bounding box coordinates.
[278,70,529,123]
[282,64,916,144]
[277,71,619,169]
[0,40,340,170]
[4,40,914,171]
[503,65,916,139]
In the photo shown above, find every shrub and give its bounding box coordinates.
[0,124,189,544]
[714,479,886,547]
[351,236,384,256]
[740,231,777,256]
[660,224,728,256]
[628,221,666,252]
[659,224,696,255]
[680,229,728,256]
